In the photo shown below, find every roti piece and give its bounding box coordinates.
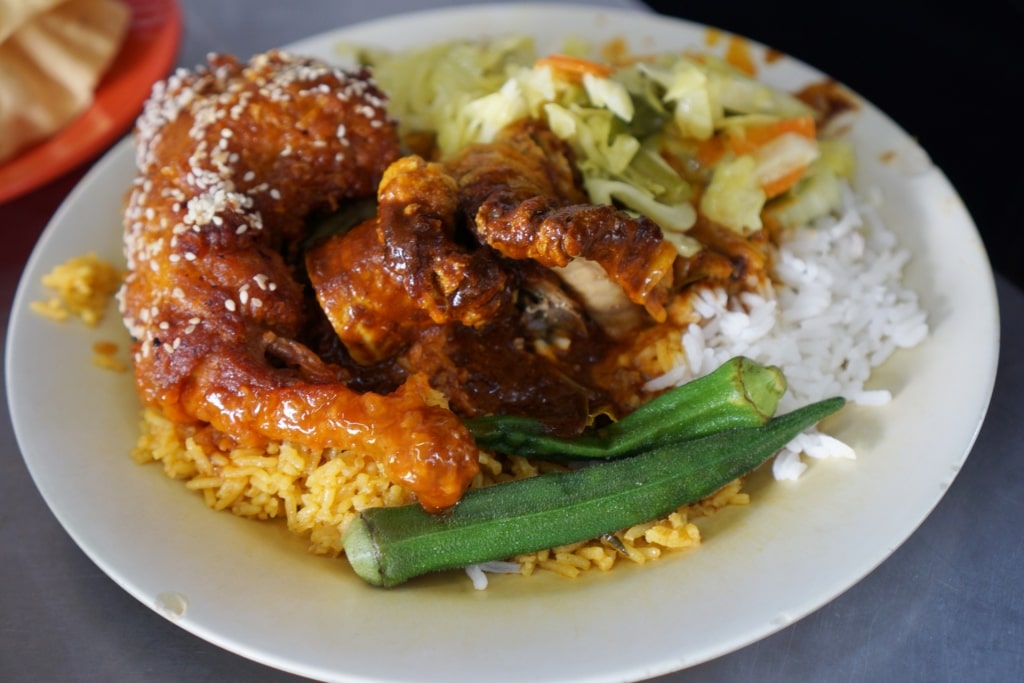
[0,0,130,162]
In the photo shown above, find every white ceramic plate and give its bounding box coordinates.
[7,5,999,682]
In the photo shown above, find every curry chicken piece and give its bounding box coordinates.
[309,212,613,433]
[308,119,685,433]
[309,119,680,361]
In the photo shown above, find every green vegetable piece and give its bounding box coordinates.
[343,396,844,587]
[464,356,786,460]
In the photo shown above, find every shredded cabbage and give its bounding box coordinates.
[766,140,856,229]
[359,36,539,147]
[582,72,634,122]
[699,55,816,121]
[639,60,717,141]
[752,132,820,188]
[700,155,766,233]
[360,35,852,244]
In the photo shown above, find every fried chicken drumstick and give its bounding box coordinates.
[119,51,479,511]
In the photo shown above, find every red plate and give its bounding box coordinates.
[0,0,182,205]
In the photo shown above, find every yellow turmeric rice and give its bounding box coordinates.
[36,253,751,580]
[132,406,749,577]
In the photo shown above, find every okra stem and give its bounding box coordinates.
[463,356,786,460]
[343,396,844,587]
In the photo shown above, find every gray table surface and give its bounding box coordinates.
[2,1,1022,681]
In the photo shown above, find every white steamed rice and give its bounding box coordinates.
[643,182,928,480]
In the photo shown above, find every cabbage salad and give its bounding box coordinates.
[351,34,855,255]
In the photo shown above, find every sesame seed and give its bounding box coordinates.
[225,299,237,312]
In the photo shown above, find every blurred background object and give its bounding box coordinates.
[0,0,130,161]
[0,0,180,203]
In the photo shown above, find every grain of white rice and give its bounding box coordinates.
[644,182,928,480]
[465,564,489,590]
[465,561,523,590]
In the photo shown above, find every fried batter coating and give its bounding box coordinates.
[673,216,771,293]
[375,156,514,328]
[120,51,479,511]
[445,120,679,322]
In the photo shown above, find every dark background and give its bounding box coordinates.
[642,0,1024,289]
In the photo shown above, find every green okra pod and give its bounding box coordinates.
[343,395,845,587]
[463,356,787,460]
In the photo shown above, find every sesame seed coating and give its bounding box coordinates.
[120,49,400,407]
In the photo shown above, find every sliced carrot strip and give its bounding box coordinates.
[535,54,613,82]
[727,115,816,155]
[695,135,727,168]
[725,35,757,76]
